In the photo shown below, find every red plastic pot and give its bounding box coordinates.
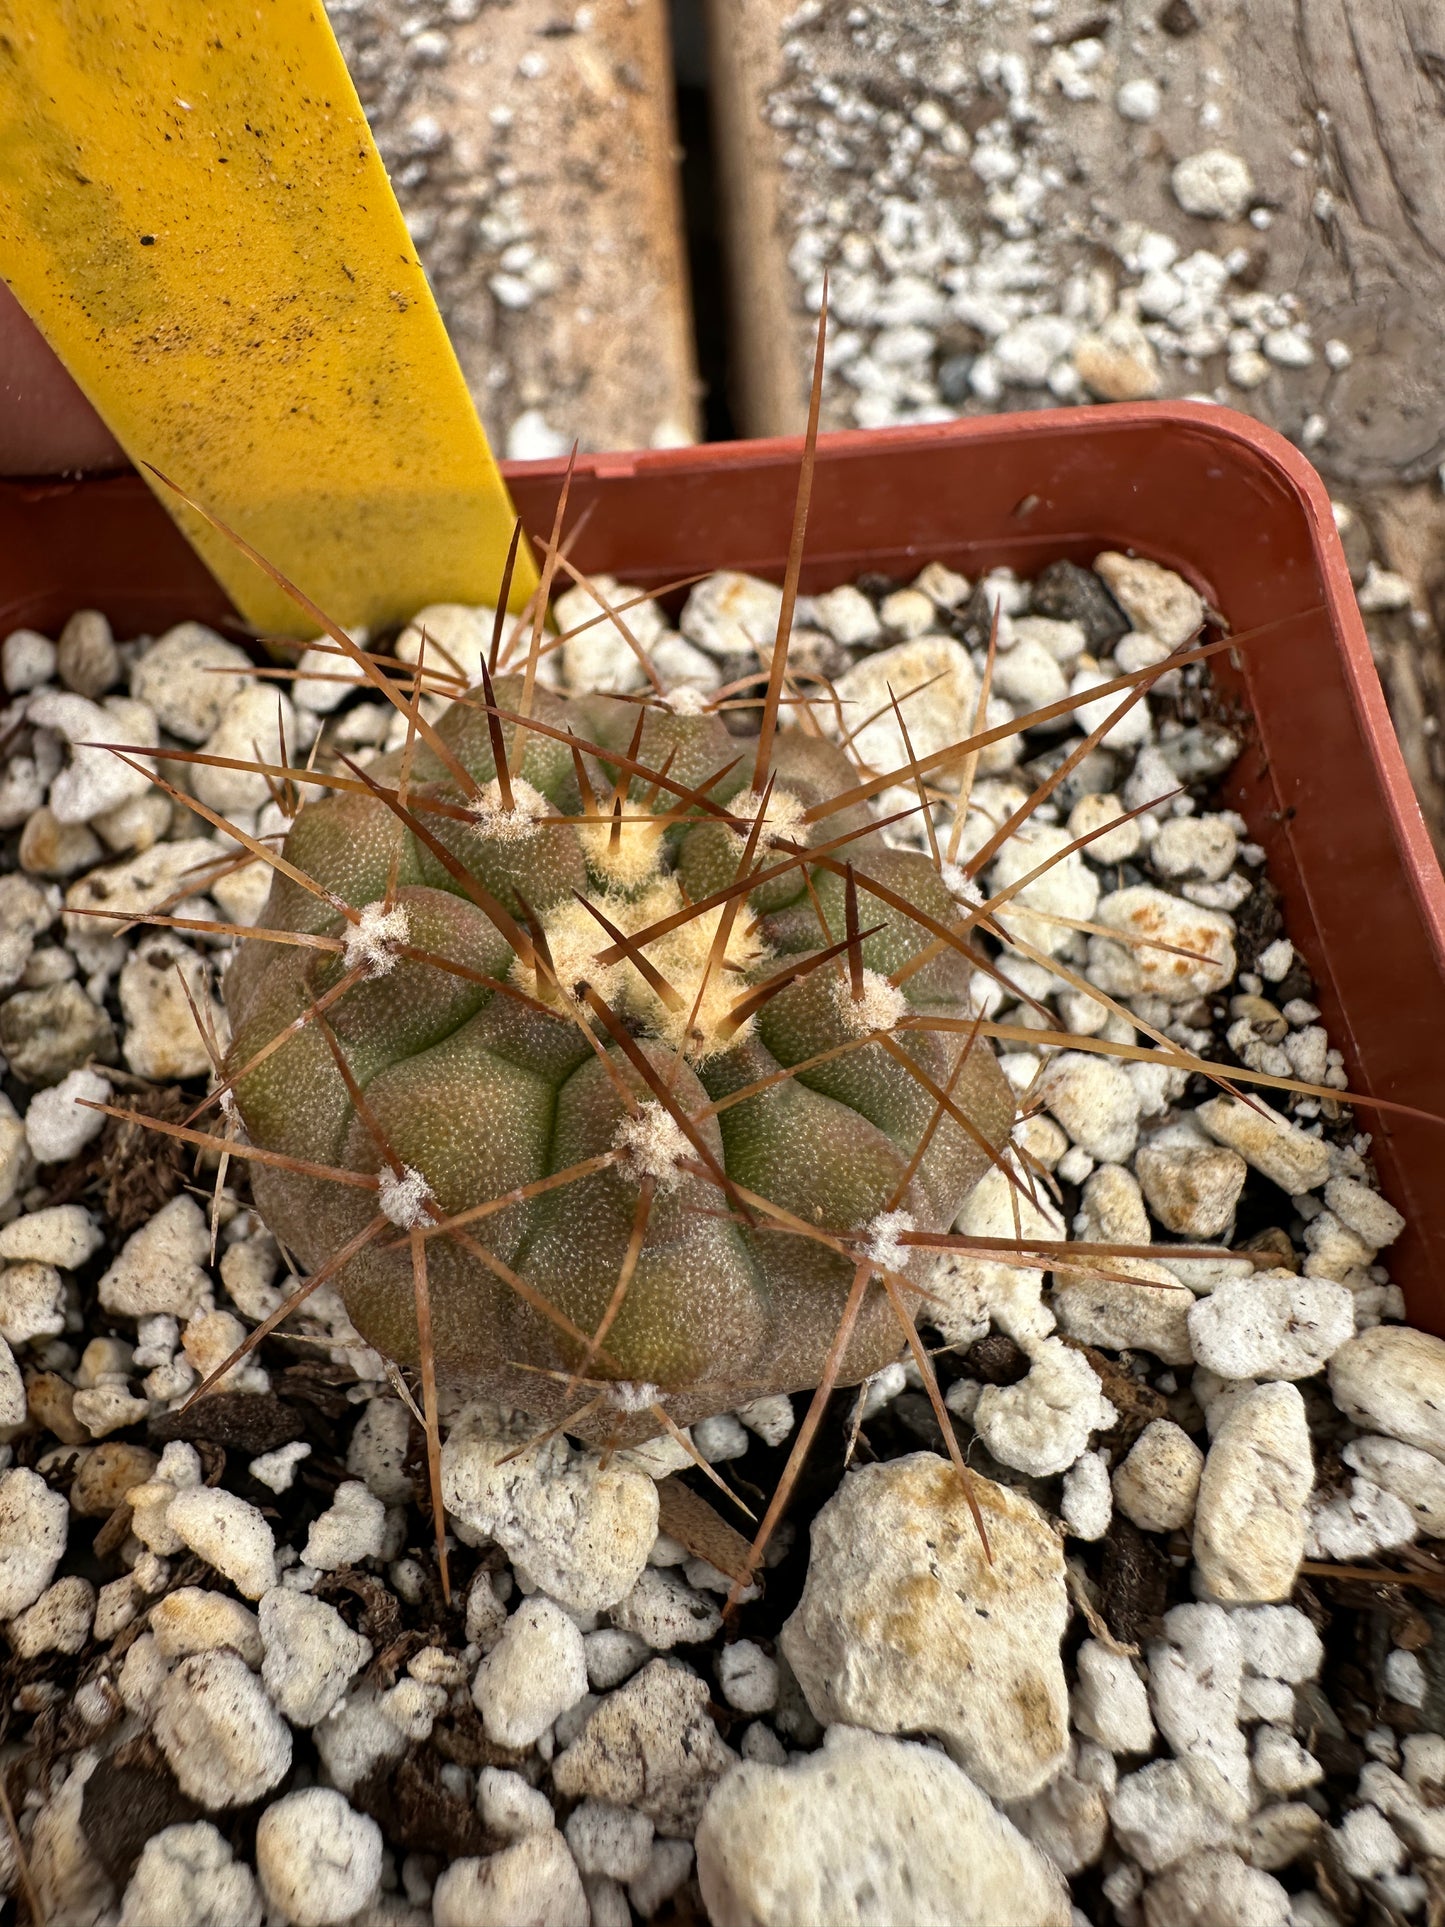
[3,404,1442,1322]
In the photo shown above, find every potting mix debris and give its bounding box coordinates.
[0,550,1438,1927]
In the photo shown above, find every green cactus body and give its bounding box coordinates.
[223,675,1014,1431]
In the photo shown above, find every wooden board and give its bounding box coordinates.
[703,0,1445,843]
[327,0,700,458]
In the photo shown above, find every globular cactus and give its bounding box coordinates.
[221,669,1015,1440]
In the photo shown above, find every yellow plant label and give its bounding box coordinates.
[0,0,537,636]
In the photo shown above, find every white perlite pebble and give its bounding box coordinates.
[1144,1848,1289,1927]
[1113,1420,1204,1532]
[260,1587,372,1726]
[303,1478,387,1570]
[1187,1274,1355,1381]
[1088,887,1235,1003]
[476,1766,556,1839]
[1072,1641,1155,1755]
[249,1441,310,1494]
[312,1688,405,1796]
[131,624,255,743]
[1171,149,1256,221]
[1052,1254,1195,1366]
[155,1651,293,1808]
[1325,1174,1405,1249]
[1254,1724,1323,1793]
[441,1416,658,1613]
[1094,551,1206,649]
[584,1628,651,1691]
[1153,813,1239,883]
[8,1575,94,1657]
[564,1801,655,1882]
[680,571,784,659]
[733,1394,795,1447]
[695,1728,1070,1927]
[1116,76,1162,121]
[1344,1435,1445,1535]
[990,823,1099,958]
[119,1822,262,1927]
[0,1201,103,1267]
[23,1066,111,1164]
[1061,1450,1113,1541]
[1232,1605,1323,1684]
[1136,1136,1246,1240]
[611,1567,723,1650]
[151,1589,262,1667]
[3,626,57,692]
[98,1192,213,1318]
[556,576,665,697]
[0,1466,69,1618]
[974,1338,1116,1477]
[119,934,225,1081]
[993,638,1068,711]
[166,1487,277,1600]
[1385,1648,1427,1708]
[1110,1756,1242,1873]
[346,1395,415,1505]
[1040,1052,1141,1165]
[31,687,157,823]
[472,1597,588,1748]
[0,1333,24,1429]
[1335,1803,1408,1879]
[811,584,882,647]
[692,1413,749,1463]
[0,1261,65,1345]
[552,1659,735,1837]
[255,1788,382,1927]
[0,1094,29,1212]
[781,1456,1069,1802]
[1306,1476,1417,1560]
[432,1834,589,1927]
[1069,791,1141,866]
[1149,1604,1250,1801]
[1193,1382,1313,1603]
[718,1640,779,1715]
[930,1162,1063,1352]
[828,636,978,781]
[192,682,297,814]
[1329,1326,1445,1461]
[1195,1095,1330,1195]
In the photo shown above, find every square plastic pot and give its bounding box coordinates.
[3,403,1442,1322]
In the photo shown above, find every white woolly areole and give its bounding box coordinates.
[342,900,411,979]
[513,896,625,1009]
[834,967,909,1035]
[864,1208,916,1276]
[613,1102,693,1193]
[940,861,984,909]
[728,786,810,848]
[578,808,668,890]
[469,774,549,842]
[606,1379,661,1414]
[379,1164,434,1229]
[664,686,708,716]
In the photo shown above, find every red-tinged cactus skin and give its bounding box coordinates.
[223,674,1014,1433]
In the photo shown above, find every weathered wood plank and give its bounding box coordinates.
[703,0,1445,839]
[328,0,699,457]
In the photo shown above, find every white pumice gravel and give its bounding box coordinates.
[255,1787,383,1926]
[0,552,1432,1923]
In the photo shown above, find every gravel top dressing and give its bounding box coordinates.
[0,544,1436,1927]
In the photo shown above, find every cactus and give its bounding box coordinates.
[221,666,1016,1439]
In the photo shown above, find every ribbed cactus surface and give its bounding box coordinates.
[223,674,1014,1430]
